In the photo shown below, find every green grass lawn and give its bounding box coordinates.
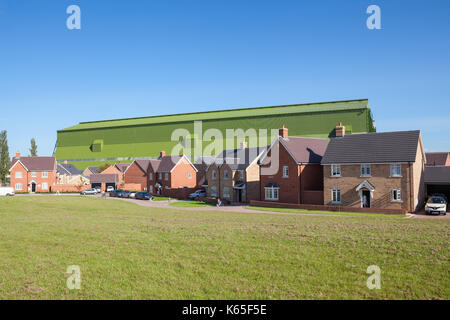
[0,196,448,300]
[169,201,215,208]
[246,206,403,218]
[152,196,169,201]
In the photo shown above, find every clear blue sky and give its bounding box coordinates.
[0,0,449,156]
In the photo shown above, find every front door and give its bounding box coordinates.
[362,190,371,208]
[31,182,36,193]
[236,189,242,203]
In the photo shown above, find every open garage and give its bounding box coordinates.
[424,167,450,211]
[89,174,118,191]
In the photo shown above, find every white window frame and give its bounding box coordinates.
[223,170,229,179]
[188,172,192,179]
[149,172,153,180]
[390,164,402,177]
[391,189,402,202]
[239,170,244,180]
[159,172,162,180]
[31,172,37,178]
[149,185,153,193]
[360,164,371,177]
[15,171,23,179]
[15,183,22,190]
[331,164,341,177]
[42,182,48,190]
[282,166,289,178]
[212,170,217,180]
[165,173,169,181]
[332,188,341,204]
[42,171,48,178]
[265,187,279,201]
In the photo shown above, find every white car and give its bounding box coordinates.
[106,186,115,192]
[425,196,447,215]
[0,187,15,196]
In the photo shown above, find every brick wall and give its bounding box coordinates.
[323,164,413,211]
[10,162,57,193]
[124,162,148,191]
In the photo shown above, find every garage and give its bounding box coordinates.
[424,167,450,211]
[89,174,118,191]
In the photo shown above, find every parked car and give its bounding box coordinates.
[431,193,448,202]
[0,187,15,196]
[81,188,98,195]
[135,192,152,200]
[94,187,101,193]
[109,189,123,197]
[106,186,115,192]
[189,189,206,200]
[120,190,132,198]
[425,196,447,215]
[129,191,137,199]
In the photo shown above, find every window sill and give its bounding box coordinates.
[390,175,402,178]
[330,176,341,178]
[331,202,342,205]
[391,200,403,203]
[360,175,371,178]
[265,199,279,201]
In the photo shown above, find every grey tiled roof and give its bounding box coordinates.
[89,174,118,184]
[321,130,421,165]
[280,137,328,164]
[87,167,99,174]
[11,156,56,171]
[424,166,450,184]
[156,155,183,172]
[216,147,267,170]
[57,163,83,175]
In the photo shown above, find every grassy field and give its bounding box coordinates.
[169,201,215,207]
[0,196,448,300]
[247,206,403,218]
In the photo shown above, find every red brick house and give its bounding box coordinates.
[9,152,57,193]
[259,127,329,204]
[124,159,161,192]
[102,163,130,183]
[154,154,197,195]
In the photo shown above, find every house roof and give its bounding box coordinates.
[149,159,161,172]
[57,163,83,175]
[321,130,422,165]
[87,167,99,174]
[134,159,151,172]
[115,163,130,173]
[89,174,118,184]
[280,137,328,164]
[10,156,56,171]
[156,155,183,172]
[424,167,450,185]
[426,152,449,166]
[215,147,267,170]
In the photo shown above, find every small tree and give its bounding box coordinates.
[29,138,38,156]
[0,130,11,185]
[98,162,111,173]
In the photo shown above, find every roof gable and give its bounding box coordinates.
[215,147,267,170]
[426,152,450,166]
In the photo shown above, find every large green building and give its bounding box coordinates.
[55,99,376,169]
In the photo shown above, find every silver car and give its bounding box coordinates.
[425,196,447,215]
[81,188,98,195]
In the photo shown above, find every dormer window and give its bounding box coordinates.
[282,166,289,178]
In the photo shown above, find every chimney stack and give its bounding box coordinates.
[160,150,166,158]
[279,125,288,138]
[336,122,346,137]
[15,151,20,158]
[240,141,248,149]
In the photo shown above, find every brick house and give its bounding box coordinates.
[90,174,118,191]
[425,152,450,166]
[259,126,329,204]
[57,161,90,186]
[9,152,57,193]
[321,125,426,212]
[205,143,266,203]
[82,166,99,177]
[124,159,161,192]
[101,163,130,183]
[154,154,198,195]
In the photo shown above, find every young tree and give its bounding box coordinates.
[0,130,11,185]
[29,138,38,156]
[98,162,111,173]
